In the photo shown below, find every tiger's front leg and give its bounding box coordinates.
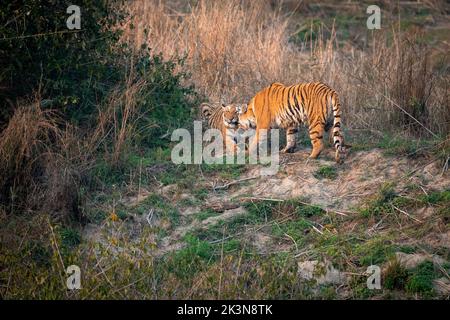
[281,127,297,153]
[224,129,239,156]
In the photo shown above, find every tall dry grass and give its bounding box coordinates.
[0,99,82,220]
[92,64,148,167]
[123,0,297,101]
[123,0,449,137]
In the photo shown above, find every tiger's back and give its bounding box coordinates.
[240,82,347,162]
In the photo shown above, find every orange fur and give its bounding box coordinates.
[238,82,347,162]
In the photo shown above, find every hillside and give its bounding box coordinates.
[0,0,449,300]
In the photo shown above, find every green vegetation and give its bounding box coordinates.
[356,238,396,266]
[59,227,81,249]
[314,165,338,180]
[272,219,311,243]
[405,261,437,296]
[360,185,450,219]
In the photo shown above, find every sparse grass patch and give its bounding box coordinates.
[359,183,399,218]
[195,208,219,221]
[398,245,417,254]
[377,135,433,158]
[356,237,395,266]
[164,235,214,279]
[420,190,450,205]
[137,193,180,227]
[271,218,310,243]
[201,163,247,180]
[314,165,338,180]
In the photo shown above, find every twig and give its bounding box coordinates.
[47,218,67,298]
[213,176,259,190]
[392,205,422,223]
[312,225,324,235]
[294,250,313,258]
[442,156,449,175]
[239,196,284,202]
[146,208,155,226]
[284,233,299,251]
[368,219,383,234]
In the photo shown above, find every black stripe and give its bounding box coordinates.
[285,86,297,120]
[293,87,302,116]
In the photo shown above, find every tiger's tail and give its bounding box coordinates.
[329,92,346,162]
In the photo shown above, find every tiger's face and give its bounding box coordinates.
[221,104,241,129]
[235,102,256,130]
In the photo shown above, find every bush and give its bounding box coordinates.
[0,0,126,125]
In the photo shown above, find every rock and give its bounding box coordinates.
[297,260,347,285]
[395,252,446,269]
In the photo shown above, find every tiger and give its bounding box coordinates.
[237,82,348,163]
[200,102,242,154]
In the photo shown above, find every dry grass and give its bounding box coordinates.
[123,0,449,137]
[0,99,59,210]
[0,98,88,221]
[123,0,295,101]
[92,63,148,167]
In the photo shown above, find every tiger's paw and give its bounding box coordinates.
[281,146,296,153]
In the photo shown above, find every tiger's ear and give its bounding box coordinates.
[239,104,248,114]
[221,103,226,109]
[201,103,212,118]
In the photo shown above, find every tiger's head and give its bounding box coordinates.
[236,100,255,130]
[221,104,241,129]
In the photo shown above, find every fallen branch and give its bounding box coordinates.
[239,196,284,202]
[212,176,259,191]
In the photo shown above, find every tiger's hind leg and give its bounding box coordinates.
[308,123,325,159]
[281,127,297,153]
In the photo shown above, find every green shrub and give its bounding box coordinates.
[406,260,437,296]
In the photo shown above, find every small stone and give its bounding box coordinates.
[297,260,347,285]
